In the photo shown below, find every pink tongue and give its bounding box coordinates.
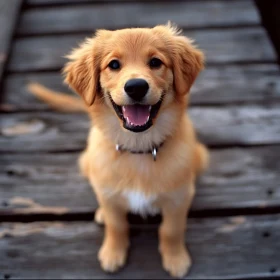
[122,105,150,126]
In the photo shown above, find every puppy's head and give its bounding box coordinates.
[64,24,204,135]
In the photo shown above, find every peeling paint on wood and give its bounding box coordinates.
[0,222,64,239]
[217,216,248,233]
[1,120,45,136]
[7,197,69,215]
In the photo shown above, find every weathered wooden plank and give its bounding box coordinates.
[1,215,280,278]
[1,105,280,152]
[26,0,106,3]
[7,27,276,72]
[27,0,174,3]
[191,104,280,146]
[18,1,260,35]
[192,64,280,105]
[0,146,279,215]
[196,146,280,210]
[0,0,22,84]
[0,112,89,152]
[1,72,74,111]
[2,64,280,111]
[8,34,83,72]
[0,153,96,214]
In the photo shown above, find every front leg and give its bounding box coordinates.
[97,197,129,273]
[87,159,130,273]
[159,184,195,278]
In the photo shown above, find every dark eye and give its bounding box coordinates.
[108,60,121,70]
[149,58,163,68]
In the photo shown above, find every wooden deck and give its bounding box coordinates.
[1,0,280,278]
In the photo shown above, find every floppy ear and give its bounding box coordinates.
[63,37,100,106]
[172,35,204,95]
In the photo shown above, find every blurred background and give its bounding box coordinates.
[0,0,280,279]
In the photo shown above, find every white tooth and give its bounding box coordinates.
[149,106,152,112]
[146,116,149,123]
[123,106,126,112]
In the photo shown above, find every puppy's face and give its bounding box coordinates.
[64,24,204,134]
[100,29,174,133]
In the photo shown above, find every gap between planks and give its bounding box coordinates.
[2,206,280,224]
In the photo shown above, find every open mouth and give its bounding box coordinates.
[109,96,163,133]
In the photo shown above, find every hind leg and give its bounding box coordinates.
[95,207,105,225]
[78,149,90,178]
[194,142,209,175]
[78,148,104,225]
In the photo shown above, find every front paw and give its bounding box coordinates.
[98,242,128,273]
[161,248,192,278]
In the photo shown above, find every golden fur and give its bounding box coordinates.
[28,23,209,278]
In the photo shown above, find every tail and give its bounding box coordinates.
[27,82,87,112]
[194,143,209,175]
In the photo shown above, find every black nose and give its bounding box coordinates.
[124,79,149,101]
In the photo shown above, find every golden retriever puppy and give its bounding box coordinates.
[28,23,208,278]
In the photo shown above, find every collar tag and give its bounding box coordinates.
[152,147,157,161]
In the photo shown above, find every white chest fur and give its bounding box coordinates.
[122,190,159,216]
